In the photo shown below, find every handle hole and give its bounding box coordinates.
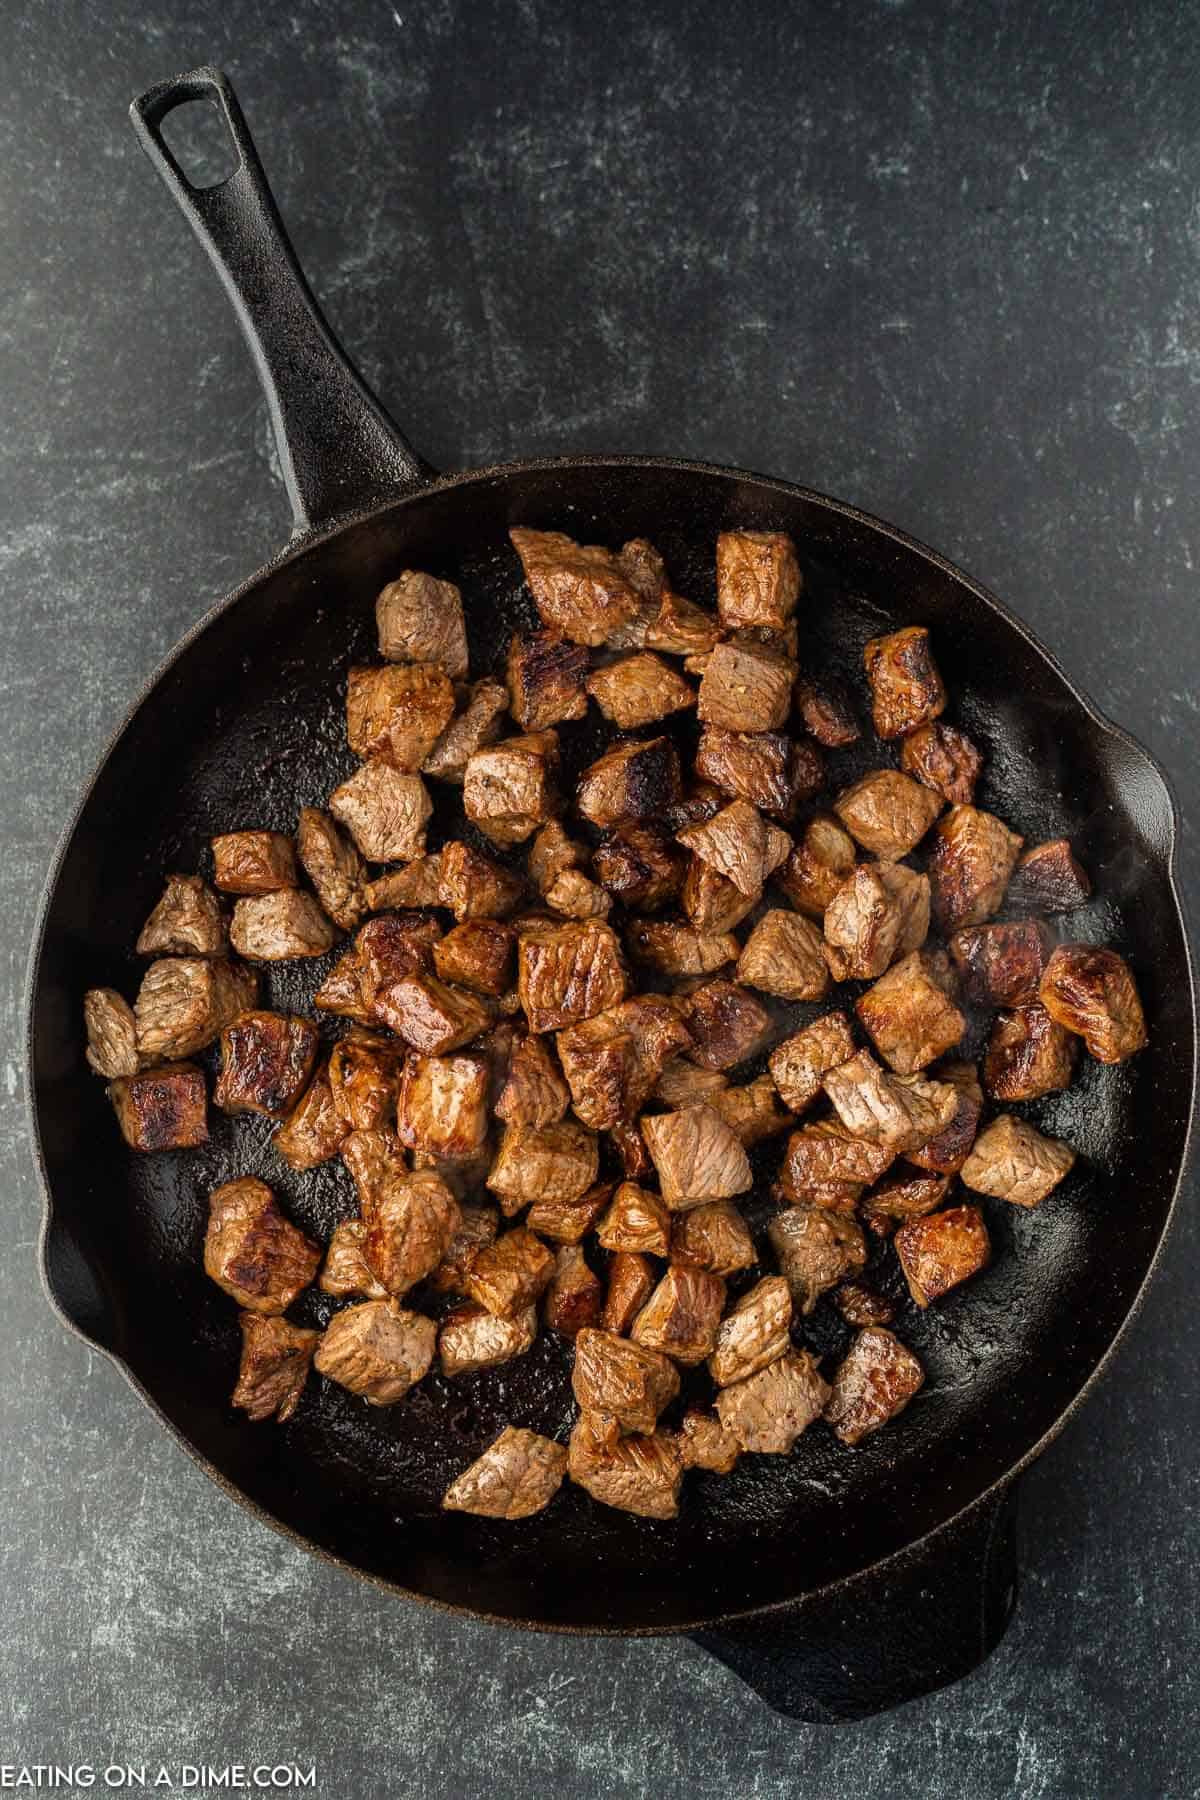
[159,94,240,191]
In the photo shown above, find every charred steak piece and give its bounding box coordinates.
[376,569,469,678]
[232,1313,319,1423]
[422,679,509,783]
[372,974,491,1054]
[908,1060,983,1173]
[768,1204,866,1314]
[642,1105,752,1209]
[346,662,456,772]
[110,1062,208,1151]
[572,1327,680,1433]
[568,1411,684,1519]
[363,1168,461,1297]
[737,910,830,1001]
[557,993,692,1127]
[596,1181,672,1257]
[318,1219,388,1301]
[215,1011,321,1118]
[230,890,337,961]
[671,1201,755,1276]
[984,1003,1079,1101]
[694,727,817,819]
[1005,838,1092,914]
[626,917,740,976]
[211,830,297,896]
[821,1049,959,1153]
[438,1302,538,1376]
[631,1264,726,1364]
[296,807,366,932]
[507,629,589,731]
[137,874,226,956]
[775,814,857,917]
[793,672,859,747]
[516,917,628,1033]
[863,626,946,740]
[493,1030,570,1127]
[84,988,140,1078]
[464,1227,556,1318]
[715,529,801,633]
[443,1426,568,1520]
[860,1166,951,1235]
[592,821,686,912]
[576,735,682,829]
[586,652,696,729]
[960,1114,1076,1208]
[831,1281,896,1327]
[824,1327,924,1445]
[697,637,795,733]
[715,1350,829,1455]
[677,797,781,897]
[314,1299,436,1405]
[464,731,560,845]
[432,920,515,996]
[204,1177,320,1314]
[544,1245,604,1337]
[928,804,1024,932]
[428,1203,501,1295]
[708,1275,792,1387]
[681,856,759,934]
[438,839,525,921]
[1038,943,1148,1063]
[949,919,1055,1007]
[527,1181,612,1246]
[707,1074,793,1147]
[134,956,256,1061]
[330,762,432,862]
[676,1409,742,1474]
[768,1012,856,1114]
[894,1204,991,1307]
[486,1119,599,1217]
[899,720,983,807]
[681,979,772,1071]
[855,949,966,1075]
[779,1118,895,1209]
[601,1252,657,1336]
[509,527,642,646]
[833,771,942,861]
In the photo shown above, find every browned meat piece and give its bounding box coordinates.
[215,1011,320,1118]
[422,679,509,783]
[516,917,627,1033]
[230,891,338,961]
[775,814,857,917]
[821,866,903,981]
[899,721,983,806]
[376,569,469,678]
[572,1326,680,1431]
[768,1012,856,1114]
[557,994,692,1128]
[654,1059,729,1107]
[527,818,583,895]
[715,529,801,631]
[543,869,612,920]
[863,626,946,739]
[427,1203,500,1295]
[646,589,724,657]
[928,804,1024,931]
[341,1124,408,1205]
[346,662,455,771]
[134,956,256,1060]
[463,730,560,845]
[363,1168,461,1297]
[432,920,514,996]
[961,1113,1077,1208]
[568,1411,684,1519]
[439,1301,537,1375]
[373,974,491,1053]
[486,1119,599,1216]
[681,857,758,934]
[232,1313,319,1423]
[330,763,432,863]
[881,862,932,952]
[110,1062,208,1151]
[672,1201,755,1277]
[211,830,296,895]
[662,783,725,832]
[600,1253,656,1336]
[318,1219,388,1300]
[768,1205,866,1313]
[592,822,686,913]
[708,1275,791,1387]
[632,1264,726,1363]
[443,1426,568,1520]
[355,914,442,1016]
[507,629,589,730]
[596,1181,671,1256]
[949,919,1054,1007]
[831,1282,896,1326]
[694,727,817,821]
[677,798,774,896]
[1005,838,1092,914]
[1038,943,1148,1063]
[137,874,226,956]
[860,1166,951,1235]
[586,653,696,729]
[642,1105,752,1209]
[779,1118,894,1209]
[708,1074,794,1146]
[626,918,740,976]
[614,535,669,622]
[543,1245,603,1337]
[908,1060,983,1173]
[697,637,795,733]
[493,1031,570,1127]
[680,979,772,1070]
[793,673,860,747]
[834,771,942,860]
[825,1327,924,1445]
[607,1120,650,1183]
[822,1050,959,1153]
[525,1181,612,1245]
[715,1350,829,1454]
[314,1298,436,1404]
[856,949,966,1074]
[395,1050,490,1158]
[985,1004,1079,1101]
[737,910,831,1002]
[509,526,642,646]
[465,1226,556,1317]
[204,1177,320,1313]
[84,988,139,1077]
[438,839,525,921]
[296,807,366,932]
[576,736,682,831]
[895,1204,991,1306]
[676,1408,741,1473]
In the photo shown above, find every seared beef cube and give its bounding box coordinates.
[822,1049,959,1152]
[465,1226,556,1317]
[863,626,946,739]
[422,678,509,783]
[346,661,455,771]
[737,910,830,1002]
[822,866,902,980]
[769,1205,866,1314]
[793,672,860,747]
[314,1298,436,1404]
[677,797,774,895]
[681,856,758,933]
[527,1181,612,1244]
[507,629,589,730]
[695,727,812,820]
[834,771,942,860]
[509,526,641,646]
[1006,838,1093,914]
[780,1119,894,1209]
[356,914,442,1013]
[330,763,432,863]
[642,1105,752,1209]
[881,863,932,953]
[364,1168,461,1297]
[375,569,468,678]
[318,1219,388,1300]
[439,1301,538,1375]
[831,1281,896,1326]
[899,720,983,806]
[137,874,226,956]
[985,1004,1078,1101]
[211,830,296,895]
[232,1313,319,1423]
[494,1031,570,1127]
[544,1245,603,1337]
[439,839,525,921]
[412,1142,492,1198]
[396,1050,489,1157]
[698,637,795,733]
[716,529,801,632]
[613,535,668,632]
[950,919,1054,1007]
[593,822,686,913]
[895,1204,991,1306]
[230,889,337,962]
[341,1125,409,1207]
[572,1326,680,1432]
[672,1201,755,1277]
[215,1011,320,1118]
[296,807,366,932]
[373,974,491,1053]
[663,783,725,832]
[464,731,560,845]
[708,1274,791,1386]
[516,917,627,1032]
[204,1177,320,1313]
[428,1203,501,1295]
[568,1411,684,1519]
[110,1062,208,1151]
[715,1350,829,1454]
[908,1060,983,1173]
[646,587,724,657]
[610,1118,653,1181]
[632,1264,726,1364]
[443,1426,567,1520]
[558,994,692,1127]
[576,735,682,830]
[487,1119,599,1217]
[528,818,585,897]
[825,1327,924,1444]
[597,1181,671,1256]
[601,1253,656,1336]
[708,1074,793,1146]
[1038,943,1148,1063]
[84,988,139,1078]
[544,869,612,919]
[682,979,773,1070]
[433,920,514,996]
[677,1408,741,1473]
[961,1113,1076,1207]
[856,949,966,1073]
[929,804,1024,931]
[775,815,857,917]
[655,1059,729,1107]
[768,1012,856,1114]
[861,1166,951,1235]
[134,956,256,1060]
[586,653,695,729]
[626,918,740,976]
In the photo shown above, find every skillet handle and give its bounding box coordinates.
[130,67,434,537]
[692,1480,1019,1723]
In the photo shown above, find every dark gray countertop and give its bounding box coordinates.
[4,0,1197,1792]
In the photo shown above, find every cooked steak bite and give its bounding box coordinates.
[375,569,469,678]
[509,526,642,646]
[1005,838,1093,914]
[507,629,589,730]
[834,771,942,860]
[1038,943,1148,1063]
[318,1218,388,1300]
[654,1059,729,1106]
[136,873,226,956]
[631,1264,726,1363]
[697,637,795,733]
[879,863,932,955]
[465,1225,556,1317]
[899,720,983,807]
[715,1349,829,1454]
[626,917,740,977]
[779,1118,895,1208]
[557,994,692,1127]
[544,869,613,919]
[527,1180,612,1244]
[822,1050,959,1153]
[716,529,801,632]
[642,1105,752,1209]
[831,1281,896,1326]
[572,1327,680,1432]
[821,866,904,980]
[422,678,509,782]
[856,949,966,1074]
[296,807,366,932]
[438,839,525,921]
[928,804,1024,931]
[363,1167,461,1296]
[463,731,560,845]
[516,916,627,1032]
[330,762,432,862]
[341,1125,409,1207]
[860,1166,951,1234]
[486,1119,599,1216]
[204,1177,320,1313]
[737,910,830,1001]
[768,1205,867,1313]
[615,535,669,618]
[775,814,857,916]
[677,797,773,895]
[528,818,584,894]
[646,586,724,657]
[672,1201,755,1276]
[439,1301,538,1375]
[596,1181,672,1256]
[949,919,1054,1006]
[708,1074,793,1146]
[895,1204,991,1306]
[576,735,682,828]
[681,856,759,933]
[825,1327,924,1445]
[230,890,338,961]
[984,1004,1078,1101]
[694,727,817,820]
[610,1118,653,1181]
[863,626,946,739]
[663,783,725,832]
[681,978,773,1070]
[494,1030,570,1127]
[593,821,686,912]
[373,973,491,1053]
[601,1252,657,1336]
[568,1411,684,1519]
[768,1012,856,1115]
[110,1062,208,1151]
[428,1203,501,1295]
[586,652,696,729]
[433,920,515,995]
[355,913,442,1013]
[961,1114,1076,1207]
[908,1059,983,1173]
[215,1011,321,1118]
[232,1313,319,1423]
[211,830,297,895]
[346,662,456,771]
[314,1298,436,1404]
[84,988,139,1077]
[793,672,860,747]
[396,1050,490,1158]
[544,1245,604,1337]
[708,1274,791,1386]
[134,956,256,1060]
[443,1426,568,1520]
[677,1408,742,1473]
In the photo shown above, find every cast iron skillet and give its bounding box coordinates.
[27,68,1196,1722]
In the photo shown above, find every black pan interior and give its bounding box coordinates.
[31,459,1192,1631]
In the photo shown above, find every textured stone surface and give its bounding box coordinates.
[3,0,1199,1790]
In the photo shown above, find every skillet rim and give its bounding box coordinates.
[25,451,1197,1636]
